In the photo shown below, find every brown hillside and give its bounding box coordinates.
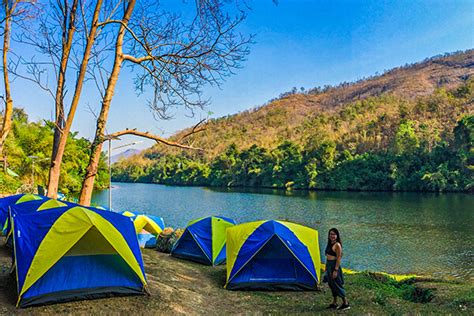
[138,50,474,159]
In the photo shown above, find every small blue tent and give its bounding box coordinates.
[226,220,321,290]
[11,205,147,307]
[171,216,236,265]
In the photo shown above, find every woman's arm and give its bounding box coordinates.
[332,243,342,279]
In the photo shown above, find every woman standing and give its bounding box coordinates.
[325,228,350,310]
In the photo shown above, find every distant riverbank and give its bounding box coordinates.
[110,179,473,193]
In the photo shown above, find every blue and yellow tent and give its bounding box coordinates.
[11,205,147,307]
[226,220,321,290]
[0,194,48,235]
[171,216,236,265]
[120,212,165,248]
[134,215,165,248]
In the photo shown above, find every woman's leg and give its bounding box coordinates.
[326,261,340,305]
[337,269,349,307]
[333,268,346,299]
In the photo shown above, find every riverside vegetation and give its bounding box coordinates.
[112,80,474,192]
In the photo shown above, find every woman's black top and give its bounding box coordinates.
[325,243,338,256]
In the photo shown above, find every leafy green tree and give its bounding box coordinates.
[304,158,318,189]
[421,163,459,192]
[237,145,272,187]
[453,115,473,190]
[271,141,304,188]
[1,110,107,195]
[395,120,420,155]
[209,144,241,186]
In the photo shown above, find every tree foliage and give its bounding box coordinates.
[0,109,108,195]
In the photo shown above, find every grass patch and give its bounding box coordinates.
[354,271,434,304]
[448,287,474,311]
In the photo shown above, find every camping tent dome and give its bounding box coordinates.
[226,220,321,290]
[11,205,147,307]
[133,214,165,248]
[171,216,236,265]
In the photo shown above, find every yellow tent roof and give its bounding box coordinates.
[133,215,162,235]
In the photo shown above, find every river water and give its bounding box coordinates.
[92,182,473,280]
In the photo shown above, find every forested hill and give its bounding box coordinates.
[147,50,474,157]
[112,50,474,192]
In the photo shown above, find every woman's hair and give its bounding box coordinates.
[327,227,342,248]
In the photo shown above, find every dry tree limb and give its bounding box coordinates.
[105,119,208,151]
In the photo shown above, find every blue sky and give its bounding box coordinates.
[6,0,474,153]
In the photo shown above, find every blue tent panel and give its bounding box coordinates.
[13,207,146,291]
[228,221,275,280]
[5,200,111,246]
[227,221,318,290]
[171,230,210,264]
[0,195,39,234]
[23,254,143,305]
[271,222,317,279]
[187,217,213,260]
[147,215,165,230]
[4,198,77,237]
[227,235,317,290]
[230,221,316,281]
[171,216,235,265]
[137,233,157,248]
[214,245,227,265]
[0,194,22,209]
[214,216,237,225]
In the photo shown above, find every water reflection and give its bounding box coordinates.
[93,183,473,280]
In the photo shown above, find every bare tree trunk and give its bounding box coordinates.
[50,0,78,183]
[0,1,16,158]
[79,0,136,205]
[47,0,103,198]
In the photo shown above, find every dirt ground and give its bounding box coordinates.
[0,239,472,315]
[0,246,330,315]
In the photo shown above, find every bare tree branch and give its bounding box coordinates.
[176,118,207,143]
[105,128,205,151]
